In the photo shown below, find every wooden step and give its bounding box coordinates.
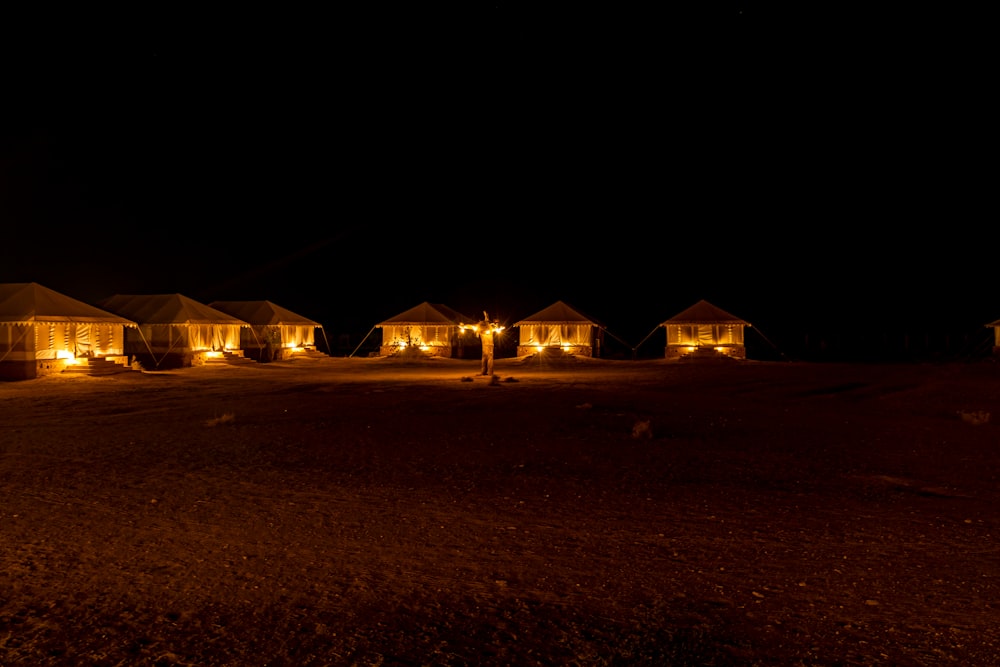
[204,351,258,366]
[62,358,135,376]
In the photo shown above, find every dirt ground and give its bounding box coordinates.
[1,354,998,666]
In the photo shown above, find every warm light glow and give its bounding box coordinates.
[419,345,429,351]
[63,357,85,366]
[56,350,74,360]
[398,341,408,349]
[685,346,697,353]
[206,350,223,358]
[561,344,570,352]
[535,345,543,353]
[462,322,504,335]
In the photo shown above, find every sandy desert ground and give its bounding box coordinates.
[1,354,999,666]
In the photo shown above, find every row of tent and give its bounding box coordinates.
[370,299,751,361]
[0,283,325,380]
[11,280,1000,381]
[1,282,761,380]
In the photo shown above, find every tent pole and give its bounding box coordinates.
[633,325,663,359]
[349,326,378,358]
[0,324,32,364]
[319,326,332,356]
[132,325,157,369]
[750,326,790,361]
[155,326,186,369]
[600,327,632,353]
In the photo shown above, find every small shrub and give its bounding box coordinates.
[204,412,236,427]
[632,419,653,439]
[958,410,990,426]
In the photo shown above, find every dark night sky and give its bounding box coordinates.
[2,7,995,353]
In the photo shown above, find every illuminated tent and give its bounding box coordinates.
[660,299,750,360]
[97,293,251,369]
[984,317,1000,357]
[0,282,137,380]
[375,302,478,358]
[513,300,605,357]
[209,300,325,361]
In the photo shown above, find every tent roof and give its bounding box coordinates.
[97,294,250,326]
[661,299,750,327]
[376,302,476,327]
[0,282,137,326]
[513,300,603,327]
[209,300,321,327]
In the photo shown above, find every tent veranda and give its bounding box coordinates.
[0,282,137,380]
[373,302,479,358]
[209,300,326,361]
[97,293,251,369]
[660,299,751,360]
[984,317,1000,357]
[512,300,605,357]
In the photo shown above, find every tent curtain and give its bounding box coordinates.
[211,325,241,351]
[108,324,125,354]
[381,324,453,349]
[519,324,592,347]
[34,323,67,359]
[190,324,212,350]
[81,324,124,355]
[75,323,91,356]
[135,324,239,353]
[667,324,744,347]
[27,322,128,359]
[242,325,314,350]
[280,324,314,348]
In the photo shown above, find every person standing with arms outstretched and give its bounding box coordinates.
[461,311,504,376]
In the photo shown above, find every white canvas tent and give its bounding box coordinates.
[985,317,1000,357]
[375,302,478,358]
[661,299,750,360]
[97,293,251,369]
[209,300,325,361]
[0,282,137,380]
[513,300,605,357]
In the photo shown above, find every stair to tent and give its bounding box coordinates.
[62,358,136,376]
[272,347,329,361]
[295,349,329,359]
[204,350,258,366]
[678,348,739,363]
[514,348,581,367]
